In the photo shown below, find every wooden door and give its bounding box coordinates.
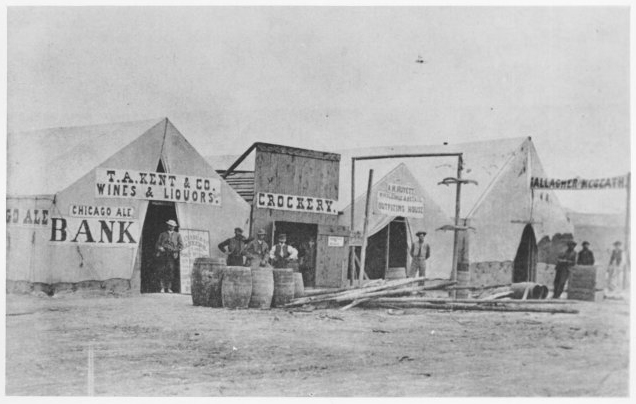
[315,224,350,287]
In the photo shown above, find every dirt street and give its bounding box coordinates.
[5,292,630,397]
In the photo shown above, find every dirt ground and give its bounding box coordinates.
[5,291,631,397]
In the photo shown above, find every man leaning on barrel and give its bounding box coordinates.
[218,227,249,266]
[269,233,298,269]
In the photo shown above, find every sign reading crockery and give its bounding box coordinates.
[531,175,628,190]
[376,183,425,218]
[95,168,222,205]
[256,192,338,215]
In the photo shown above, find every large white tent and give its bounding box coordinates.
[7,118,251,293]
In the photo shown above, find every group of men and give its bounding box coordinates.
[216,227,317,284]
[552,240,625,299]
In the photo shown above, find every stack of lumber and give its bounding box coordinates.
[285,279,579,314]
[567,265,605,302]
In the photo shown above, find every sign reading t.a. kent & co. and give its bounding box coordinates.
[95,168,222,205]
[256,192,338,215]
[531,175,628,190]
[376,183,425,218]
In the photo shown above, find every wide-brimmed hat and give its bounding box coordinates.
[166,220,178,227]
[278,233,287,240]
[234,227,243,233]
[416,231,427,236]
[257,229,266,235]
[582,241,590,246]
[567,241,577,246]
[614,241,622,246]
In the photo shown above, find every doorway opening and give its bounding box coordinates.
[273,221,318,286]
[364,217,408,279]
[513,224,538,283]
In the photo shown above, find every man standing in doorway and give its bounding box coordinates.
[218,227,249,266]
[155,219,184,293]
[577,241,595,265]
[269,233,298,269]
[553,240,577,299]
[245,229,270,268]
[299,237,317,286]
[409,231,430,279]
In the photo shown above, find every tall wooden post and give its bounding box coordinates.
[359,169,374,286]
[385,222,391,277]
[623,171,630,290]
[451,154,464,299]
[349,158,356,286]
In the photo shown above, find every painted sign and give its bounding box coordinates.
[256,192,338,215]
[49,217,139,246]
[6,207,50,227]
[328,236,345,247]
[179,229,211,295]
[531,175,628,190]
[69,205,135,219]
[376,183,425,218]
[95,168,222,206]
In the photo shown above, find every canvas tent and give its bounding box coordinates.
[338,137,573,285]
[339,163,454,280]
[6,118,251,294]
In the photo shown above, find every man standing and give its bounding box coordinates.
[218,227,249,266]
[577,241,595,265]
[269,233,298,269]
[155,219,184,293]
[245,229,270,268]
[409,231,430,278]
[608,241,624,291]
[299,237,317,286]
[553,240,577,299]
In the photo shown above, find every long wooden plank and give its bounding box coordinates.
[364,302,579,314]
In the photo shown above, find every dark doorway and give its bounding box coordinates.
[364,217,408,280]
[273,221,318,286]
[513,224,538,283]
[140,201,180,293]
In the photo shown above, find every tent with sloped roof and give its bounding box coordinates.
[337,137,574,286]
[339,163,454,280]
[7,118,251,294]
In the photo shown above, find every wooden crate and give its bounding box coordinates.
[569,265,606,290]
[567,287,605,302]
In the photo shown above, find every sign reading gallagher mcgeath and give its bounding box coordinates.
[95,168,222,205]
[256,192,338,215]
[376,183,425,218]
[530,174,628,190]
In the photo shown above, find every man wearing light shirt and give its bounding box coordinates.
[269,233,298,269]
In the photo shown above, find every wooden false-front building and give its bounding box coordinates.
[221,143,350,287]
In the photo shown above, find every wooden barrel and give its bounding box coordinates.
[293,272,305,298]
[385,267,406,280]
[191,257,226,307]
[288,261,300,272]
[272,268,295,307]
[222,266,253,309]
[249,268,274,309]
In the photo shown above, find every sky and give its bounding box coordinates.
[6,6,631,214]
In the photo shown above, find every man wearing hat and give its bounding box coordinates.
[553,240,577,299]
[269,233,298,269]
[155,219,184,293]
[409,231,430,278]
[608,241,624,291]
[218,227,249,266]
[245,229,270,268]
[577,241,595,266]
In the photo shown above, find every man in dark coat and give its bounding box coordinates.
[218,227,249,266]
[155,219,184,293]
[299,237,317,286]
[553,241,577,299]
[577,241,595,265]
[245,229,270,268]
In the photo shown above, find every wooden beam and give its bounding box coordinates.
[359,169,374,286]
